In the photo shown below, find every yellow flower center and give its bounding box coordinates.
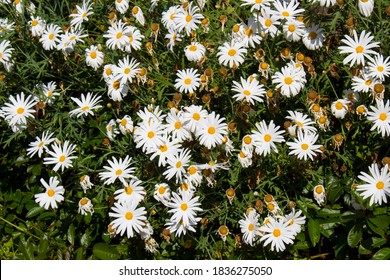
[264,19,272,27]
[82,12,87,18]
[17,107,24,114]
[297,121,303,127]
[125,212,133,220]
[288,24,296,32]
[159,144,168,152]
[81,105,89,111]
[355,45,364,53]
[116,169,122,175]
[189,45,197,51]
[208,126,216,134]
[120,119,127,126]
[219,225,229,235]
[132,6,139,14]
[315,186,324,194]
[365,80,372,86]
[48,33,54,40]
[47,189,55,197]
[282,11,290,17]
[184,78,192,85]
[186,15,192,22]
[125,186,133,195]
[174,121,181,129]
[309,32,317,40]
[260,62,269,70]
[116,32,122,39]
[264,194,273,203]
[59,155,66,162]
[335,101,344,110]
[31,20,38,26]
[377,66,384,72]
[193,112,200,121]
[90,51,97,59]
[113,80,120,90]
[243,136,252,145]
[176,161,182,168]
[376,181,384,190]
[181,203,188,211]
[124,68,131,74]
[147,131,155,138]
[105,68,112,76]
[267,203,275,211]
[264,134,272,142]
[188,166,197,175]
[379,113,387,121]
[243,89,251,96]
[248,223,254,231]
[69,35,76,41]
[284,77,293,85]
[80,198,89,205]
[38,141,45,148]
[319,116,327,124]
[273,229,281,237]
[232,24,240,33]
[158,186,166,194]
[301,143,309,150]
[239,151,246,158]
[228,49,237,56]
[245,28,253,36]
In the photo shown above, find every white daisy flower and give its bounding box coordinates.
[182,104,208,135]
[40,81,59,104]
[272,0,305,21]
[28,16,46,37]
[283,209,306,235]
[239,210,261,246]
[161,5,180,30]
[106,78,129,102]
[271,64,305,97]
[217,40,247,69]
[338,29,380,67]
[174,68,201,94]
[331,98,350,119]
[240,17,262,48]
[184,42,206,62]
[366,54,390,81]
[132,6,145,26]
[358,0,374,17]
[313,185,326,205]
[286,110,317,136]
[241,134,255,154]
[43,140,77,172]
[115,0,129,14]
[174,3,204,36]
[357,163,390,206]
[0,40,14,65]
[167,191,202,228]
[69,0,94,30]
[133,119,165,154]
[240,0,273,11]
[165,28,183,52]
[106,119,120,140]
[27,131,56,158]
[252,120,285,156]
[117,115,134,135]
[260,216,296,252]
[122,25,144,53]
[103,64,115,82]
[238,150,253,168]
[85,45,104,70]
[153,183,171,206]
[283,19,305,42]
[99,155,135,185]
[163,148,192,183]
[232,75,266,105]
[164,108,192,142]
[103,20,131,50]
[109,201,147,238]
[198,111,228,149]
[78,197,94,215]
[1,92,36,127]
[257,7,280,38]
[114,178,146,205]
[149,134,181,167]
[286,130,322,161]
[351,72,377,93]
[80,175,94,193]
[69,92,102,119]
[367,99,390,137]
[113,56,141,85]
[165,215,199,237]
[309,0,337,7]
[34,177,64,210]
[302,23,325,50]
[39,23,62,50]
[56,28,88,53]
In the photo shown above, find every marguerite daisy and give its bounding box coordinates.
[260,216,296,252]
[27,131,56,158]
[99,155,135,185]
[286,130,322,161]
[34,177,64,210]
[367,99,390,137]
[69,92,102,119]
[174,68,201,94]
[217,40,247,69]
[252,120,285,156]
[198,111,228,149]
[232,75,266,105]
[43,140,78,172]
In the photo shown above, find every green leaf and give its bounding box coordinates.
[367,215,390,236]
[358,244,372,255]
[308,219,321,246]
[67,224,75,245]
[18,238,34,260]
[92,243,120,260]
[26,207,45,218]
[347,224,363,248]
[37,235,49,259]
[371,248,390,260]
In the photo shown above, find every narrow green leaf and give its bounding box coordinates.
[308,219,321,246]
[37,235,49,259]
[67,224,75,245]
[347,224,362,248]
[18,239,34,260]
[371,248,390,260]
[26,207,45,218]
[92,243,120,260]
[358,244,372,255]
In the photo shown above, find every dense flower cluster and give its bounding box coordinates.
[0,0,389,258]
